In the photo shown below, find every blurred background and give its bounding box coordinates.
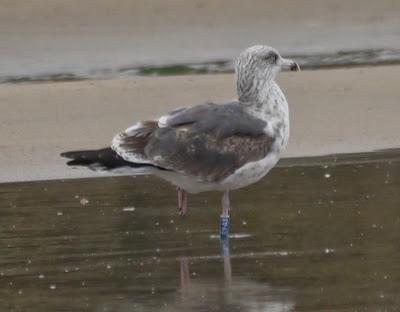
[1,0,400,81]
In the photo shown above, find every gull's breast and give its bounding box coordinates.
[220,146,281,191]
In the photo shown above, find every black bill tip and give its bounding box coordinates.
[290,62,300,71]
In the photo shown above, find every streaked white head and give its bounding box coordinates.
[235,45,299,103]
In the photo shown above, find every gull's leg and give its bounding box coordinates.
[221,191,230,217]
[177,187,182,212]
[220,190,230,238]
[177,187,188,217]
[180,190,187,217]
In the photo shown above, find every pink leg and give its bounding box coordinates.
[177,187,183,210]
[221,191,230,217]
[181,191,187,216]
[177,187,188,217]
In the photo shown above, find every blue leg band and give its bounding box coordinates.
[220,215,230,238]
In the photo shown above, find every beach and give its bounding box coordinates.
[1,66,399,182]
[1,0,399,182]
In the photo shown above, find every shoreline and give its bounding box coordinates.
[2,49,400,84]
[2,148,399,186]
[1,66,399,183]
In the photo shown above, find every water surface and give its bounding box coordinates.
[2,49,400,83]
[1,150,399,311]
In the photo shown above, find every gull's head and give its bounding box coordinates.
[235,45,299,101]
[236,45,299,77]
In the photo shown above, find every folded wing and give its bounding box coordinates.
[111,102,275,182]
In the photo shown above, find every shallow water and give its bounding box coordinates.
[2,49,400,83]
[1,150,400,311]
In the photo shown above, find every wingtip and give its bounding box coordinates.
[60,151,73,159]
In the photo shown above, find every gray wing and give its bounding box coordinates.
[158,101,266,138]
[112,102,275,182]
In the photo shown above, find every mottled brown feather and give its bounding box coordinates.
[115,102,275,182]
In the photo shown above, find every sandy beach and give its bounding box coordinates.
[1,66,399,182]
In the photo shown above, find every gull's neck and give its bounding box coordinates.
[238,79,284,117]
[238,77,290,152]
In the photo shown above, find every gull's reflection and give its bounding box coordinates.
[177,237,294,312]
[221,236,232,282]
[95,238,294,312]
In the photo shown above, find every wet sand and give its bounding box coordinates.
[1,66,399,182]
[1,0,400,79]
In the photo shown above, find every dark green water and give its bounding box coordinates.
[1,150,400,311]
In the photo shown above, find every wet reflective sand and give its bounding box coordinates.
[1,150,399,311]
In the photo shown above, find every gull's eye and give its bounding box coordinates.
[264,52,278,63]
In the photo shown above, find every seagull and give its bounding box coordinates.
[61,45,299,225]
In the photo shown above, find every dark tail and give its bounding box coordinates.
[61,147,147,171]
